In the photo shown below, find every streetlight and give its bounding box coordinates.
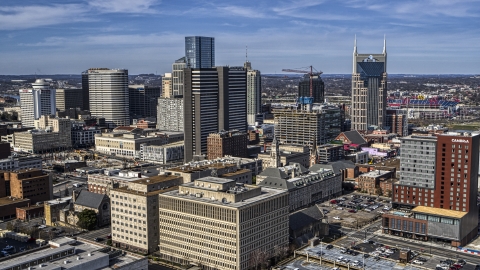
[319,237,324,265]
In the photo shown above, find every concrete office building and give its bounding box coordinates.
[172,57,186,96]
[161,73,172,98]
[382,132,480,246]
[158,177,289,270]
[19,79,56,127]
[351,37,387,131]
[273,104,342,147]
[184,66,247,162]
[111,175,182,254]
[207,130,248,160]
[55,88,83,111]
[140,141,185,164]
[185,36,215,68]
[246,62,262,125]
[386,108,408,137]
[0,154,42,171]
[87,169,160,196]
[157,97,184,131]
[298,74,325,103]
[128,85,161,119]
[95,132,169,158]
[71,126,101,147]
[84,68,129,128]
[165,160,253,184]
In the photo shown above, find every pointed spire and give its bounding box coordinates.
[353,34,357,54]
[383,34,386,54]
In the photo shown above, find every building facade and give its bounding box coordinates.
[172,57,186,96]
[273,104,342,147]
[140,141,184,164]
[157,97,184,131]
[158,177,289,270]
[184,66,247,162]
[161,73,172,98]
[95,132,170,158]
[351,37,387,131]
[185,36,215,68]
[55,88,83,111]
[85,68,129,128]
[0,154,42,172]
[110,175,182,254]
[128,85,161,119]
[207,130,248,160]
[246,67,261,126]
[382,133,480,246]
[71,126,101,147]
[6,169,53,204]
[19,79,56,127]
[386,108,408,137]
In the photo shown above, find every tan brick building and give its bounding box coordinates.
[158,177,289,270]
[110,174,182,254]
[166,161,252,184]
[6,169,52,203]
[0,197,30,220]
[357,170,395,195]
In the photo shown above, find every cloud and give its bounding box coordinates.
[216,5,271,19]
[0,4,90,30]
[87,0,160,14]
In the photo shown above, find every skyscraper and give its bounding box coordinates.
[246,61,262,125]
[185,36,215,68]
[298,74,325,103]
[183,66,247,162]
[84,68,129,128]
[128,85,161,119]
[172,57,186,96]
[351,37,387,131]
[19,79,56,127]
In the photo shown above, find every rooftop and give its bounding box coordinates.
[412,205,467,219]
[0,196,30,206]
[131,174,182,185]
[112,186,177,197]
[360,170,392,178]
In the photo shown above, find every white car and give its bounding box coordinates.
[38,225,47,229]
[333,216,341,220]
[412,260,424,265]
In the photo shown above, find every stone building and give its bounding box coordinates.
[59,190,110,228]
[110,174,182,254]
[158,177,289,270]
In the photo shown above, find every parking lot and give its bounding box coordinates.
[78,226,111,244]
[322,194,391,228]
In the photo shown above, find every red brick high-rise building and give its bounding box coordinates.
[382,133,479,246]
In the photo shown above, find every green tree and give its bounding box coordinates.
[77,209,97,230]
[386,190,392,198]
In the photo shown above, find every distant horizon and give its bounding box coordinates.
[0,73,478,77]
[0,1,478,75]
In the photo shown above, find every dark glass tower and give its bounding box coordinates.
[185,36,215,68]
[298,74,325,103]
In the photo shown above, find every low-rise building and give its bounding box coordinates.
[357,170,395,195]
[289,205,329,247]
[140,141,184,164]
[58,190,110,228]
[5,169,53,204]
[15,203,44,221]
[315,144,344,163]
[0,196,30,220]
[158,177,289,270]
[87,169,160,196]
[111,174,182,254]
[0,154,42,171]
[95,132,171,158]
[44,197,72,226]
[258,163,342,212]
[207,130,248,160]
[71,126,101,147]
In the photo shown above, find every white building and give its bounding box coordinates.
[140,141,184,164]
[246,65,262,125]
[19,79,56,127]
[85,68,129,128]
[0,154,42,171]
[157,97,183,131]
[71,126,101,147]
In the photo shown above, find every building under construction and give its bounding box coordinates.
[273,102,343,147]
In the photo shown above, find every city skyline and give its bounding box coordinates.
[0,0,479,75]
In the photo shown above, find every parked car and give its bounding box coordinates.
[94,237,103,242]
[325,244,333,250]
[333,216,341,220]
[348,209,357,213]
[413,260,424,265]
[1,251,10,257]
[330,200,337,204]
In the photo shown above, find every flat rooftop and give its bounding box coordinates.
[131,174,182,185]
[113,186,177,197]
[167,162,235,173]
[412,205,467,219]
[0,197,29,206]
[361,170,392,178]
[162,185,286,208]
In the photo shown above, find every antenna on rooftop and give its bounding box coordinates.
[246,45,248,62]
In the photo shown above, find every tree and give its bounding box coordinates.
[386,190,392,198]
[77,209,97,230]
[375,187,383,196]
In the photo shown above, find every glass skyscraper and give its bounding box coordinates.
[185,36,215,68]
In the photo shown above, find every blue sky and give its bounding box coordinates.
[0,0,479,75]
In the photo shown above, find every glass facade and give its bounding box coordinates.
[185,36,215,68]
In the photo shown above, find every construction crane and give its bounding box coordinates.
[282,66,323,98]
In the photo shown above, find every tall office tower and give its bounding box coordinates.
[351,37,387,131]
[161,73,172,98]
[184,67,247,162]
[128,85,161,119]
[158,177,289,269]
[185,36,215,68]
[19,79,56,127]
[157,97,184,131]
[298,74,325,103]
[172,57,186,96]
[55,88,83,111]
[81,72,90,110]
[85,68,129,128]
[383,133,480,246]
[246,63,262,125]
[385,108,408,136]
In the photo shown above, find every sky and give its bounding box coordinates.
[0,0,479,75]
